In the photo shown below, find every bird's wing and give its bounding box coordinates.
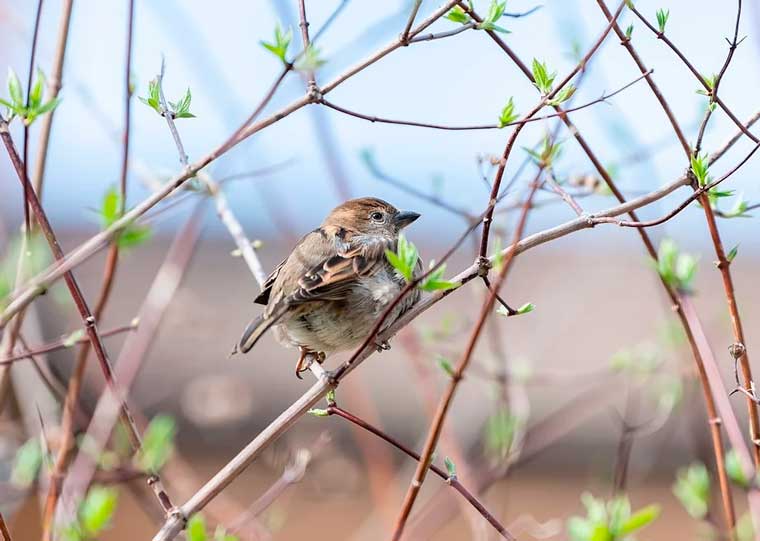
[289,236,392,304]
[253,257,286,305]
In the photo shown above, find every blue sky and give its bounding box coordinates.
[1,0,759,255]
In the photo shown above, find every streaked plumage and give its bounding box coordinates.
[236,197,421,376]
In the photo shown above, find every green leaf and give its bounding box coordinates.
[214,525,240,541]
[477,0,509,33]
[491,236,504,272]
[80,486,118,536]
[308,408,329,417]
[436,355,454,377]
[619,504,660,535]
[445,6,470,24]
[385,234,418,283]
[547,84,576,106]
[656,8,670,33]
[690,153,709,186]
[29,69,45,108]
[187,514,208,541]
[116,225,152,248]
[444,457,457,479]
[673,462,711,519]
[483,407,517,460]
[497,96,518,128]
[625,24,634,39]
[419,261,459,292]
[516,302,535,315]
[7,67,23,106]
[63,329,85,348]
[531,59,556,95]
[726,449,750,488]
[11,437,43,487]
[261,24,293,64]
[138,78,162,114]
[727,244,739,263]
[135,414,176,472]
[294,45,326,72]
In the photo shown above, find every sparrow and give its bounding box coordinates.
[236,197,422,377]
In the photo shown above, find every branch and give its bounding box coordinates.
[30,0,73,195]
[326,404,513,539]
[321,70,650,132]
[0,323,137,365]
[629,3,758,145]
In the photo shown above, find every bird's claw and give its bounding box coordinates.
[375,340,391,352]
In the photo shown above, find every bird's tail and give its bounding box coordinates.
[237,305,288,354]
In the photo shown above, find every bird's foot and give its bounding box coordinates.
[295,348,326,379]
[375,339,391,352]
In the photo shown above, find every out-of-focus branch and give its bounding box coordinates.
[1,322,138,365]
[30,0,73,196]
[60,202,207,526]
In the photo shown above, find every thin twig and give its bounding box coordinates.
[322,71,649,132]
[22,0,44,234]
[1,323,138,365]
[327,404,513,539]
[41,2,138,535]
[401,0,423,42]
[30,0,73,196]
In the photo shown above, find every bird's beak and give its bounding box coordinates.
[394,210,421,229]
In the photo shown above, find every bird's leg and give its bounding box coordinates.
[295,347,326,379]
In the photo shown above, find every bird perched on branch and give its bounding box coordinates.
[235,197,422,378]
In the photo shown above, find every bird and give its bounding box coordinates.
[236,197,422,378]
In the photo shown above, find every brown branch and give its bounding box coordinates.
[297,0,317,92]
[595,0,690,156]
[61,202,207,527]
[30,0,73,196]
[400,0,423,42]
[476,0,627,259]
[41,2,138,535]
[0,512,12,541]
[629,4,758,145]
[0,323,137,365]
[391,168,543,539]
[326,404,513,539]
[321,70,650,132]
[464,1,746,528]
[21,0,44,234]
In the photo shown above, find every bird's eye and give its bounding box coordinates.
[370,211,384,222]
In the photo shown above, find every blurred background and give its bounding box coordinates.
[2,0,760,539]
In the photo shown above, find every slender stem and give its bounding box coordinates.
[0,323,137,365]
[22,0,44,234]
[321,71,649,132]
[401,0,423,42]
[391,175,543,540]
[30,0,73,196]
[629,4,758,145]
[477,0,627,259]
[595,0,690,156]
[297,0,317,92]
[0,512,12,541]
[327,405,513,539]
[41,3,138,535]
[409,22,475,43]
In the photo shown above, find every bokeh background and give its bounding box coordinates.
[2,0,760,539]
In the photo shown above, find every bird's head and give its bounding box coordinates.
[322,197,420,239]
